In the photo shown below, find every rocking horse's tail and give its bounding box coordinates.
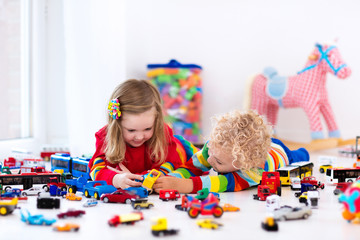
[243,74,257,111]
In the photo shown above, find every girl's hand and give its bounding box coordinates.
[112,172,143,189]
[109,164,143,189]
[153,176,193,194]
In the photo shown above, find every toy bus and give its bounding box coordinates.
[291,162,314,179]
[325,167,360,184]
[51,154,91,180]
[0,172,62,190]
[276,165,300,186]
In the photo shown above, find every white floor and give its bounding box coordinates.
[2,147,360,240]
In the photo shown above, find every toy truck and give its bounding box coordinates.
[65,176,88,194]
[159,189,180,201]
[0,197,18,215]
[49,185,67,197]
[175,194,196,211]
[43,177,67,192]
[108,212,144,227]
[151,217,179,237]
[253,172,282,201]
[301,176,325,189]
[187,193,223,218]
[295,183,316,197]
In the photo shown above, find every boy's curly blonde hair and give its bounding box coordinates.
[209,110,272,171]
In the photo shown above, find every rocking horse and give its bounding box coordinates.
[245,43,352,150]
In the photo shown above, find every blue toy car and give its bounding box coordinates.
[20,209,57,225]
[83,181,117,200]
[124,186,149,198]
[49,185,67,198]
[1,188,22,198]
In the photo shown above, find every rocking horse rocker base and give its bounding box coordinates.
[245,43,352,152]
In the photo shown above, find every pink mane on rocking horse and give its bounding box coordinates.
[245,43,351,140]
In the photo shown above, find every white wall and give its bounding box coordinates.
[42,0,360,156]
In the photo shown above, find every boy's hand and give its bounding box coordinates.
[153,176,193,194]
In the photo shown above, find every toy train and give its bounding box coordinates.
[51,153,91,180]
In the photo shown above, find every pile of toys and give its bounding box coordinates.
[147,59,202,143]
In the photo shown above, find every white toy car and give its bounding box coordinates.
[266,195,280,212]
[21,186,44,196]
[83,199,98,207]
[290,177,301,190]
[273,205,312,221]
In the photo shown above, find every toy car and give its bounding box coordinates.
[188,193,223,218]
[57,209,86,219]
[83,181,117,200]
[49,185,67,197]
[83,199,98,207]
[131,199,154,209]
[261,216,278,231]
[334,182,352,195]
[142,169,161,192]
[37,197,60,209]
[0,197,18,215]
[151,217,179,236]
[66,193,82,201]
[20,209,57,225]
[319,164,332,174]
[53,223,80,232]
[290,177,301,190]
[266,195,280,212]
[108,212,144,226]
[159,189,180,201]
[100,189,139,204]
[124,186,149,198]
[222,203,240,212]
[301,176,325,189]
[273,205,312,221]
[21,186,44,196]
[196,219,223,229]
[1,188,22,198]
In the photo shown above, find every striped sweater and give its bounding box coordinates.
[165,138,309,193]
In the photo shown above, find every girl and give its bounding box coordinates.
[153,110,310,193]
[88,79,198,189]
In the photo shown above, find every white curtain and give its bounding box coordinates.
[63,0,126,156]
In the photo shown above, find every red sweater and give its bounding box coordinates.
[88,124,184,185]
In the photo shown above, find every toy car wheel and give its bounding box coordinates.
[188,208,199,218]
[303,214,309,219]
[61,187,67,192]
[22,192,27,197]
[103,197,109,203]
[135,205,141,210]
[72,227,79,232]
[84,190,90,198]
[43,185,49,192]
[149,204,154,208]
[125,199,131,204]
[4,186,11,191]
[94,192,100,200]
[0,207,7,215]
[213,206,224,218]
[319,168,324,173]
[280,216,286,221]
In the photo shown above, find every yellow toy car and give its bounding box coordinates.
[222,203,240,212]
[66,193,82,201]
[196,219,223,229]
[319,164,332,174]
[142,169,161,192]
[53,223,80,232]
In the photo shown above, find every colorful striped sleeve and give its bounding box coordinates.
[167,142,211,179]
[89,157,106,181]
[263,142,290,172]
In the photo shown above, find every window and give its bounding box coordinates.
[0,0,31,140]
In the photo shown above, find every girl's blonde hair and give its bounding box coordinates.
[105,79,168,165]
[209,110,272,170]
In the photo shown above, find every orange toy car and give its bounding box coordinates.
[66,193,82,201]
[53,223,80,232]
[222,203,240,212]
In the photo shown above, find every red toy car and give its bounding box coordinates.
[57,209,86,219]
[159,189,180,201]
[301,176,325,189]
[334,182,352,195]
[100,189,139,204]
